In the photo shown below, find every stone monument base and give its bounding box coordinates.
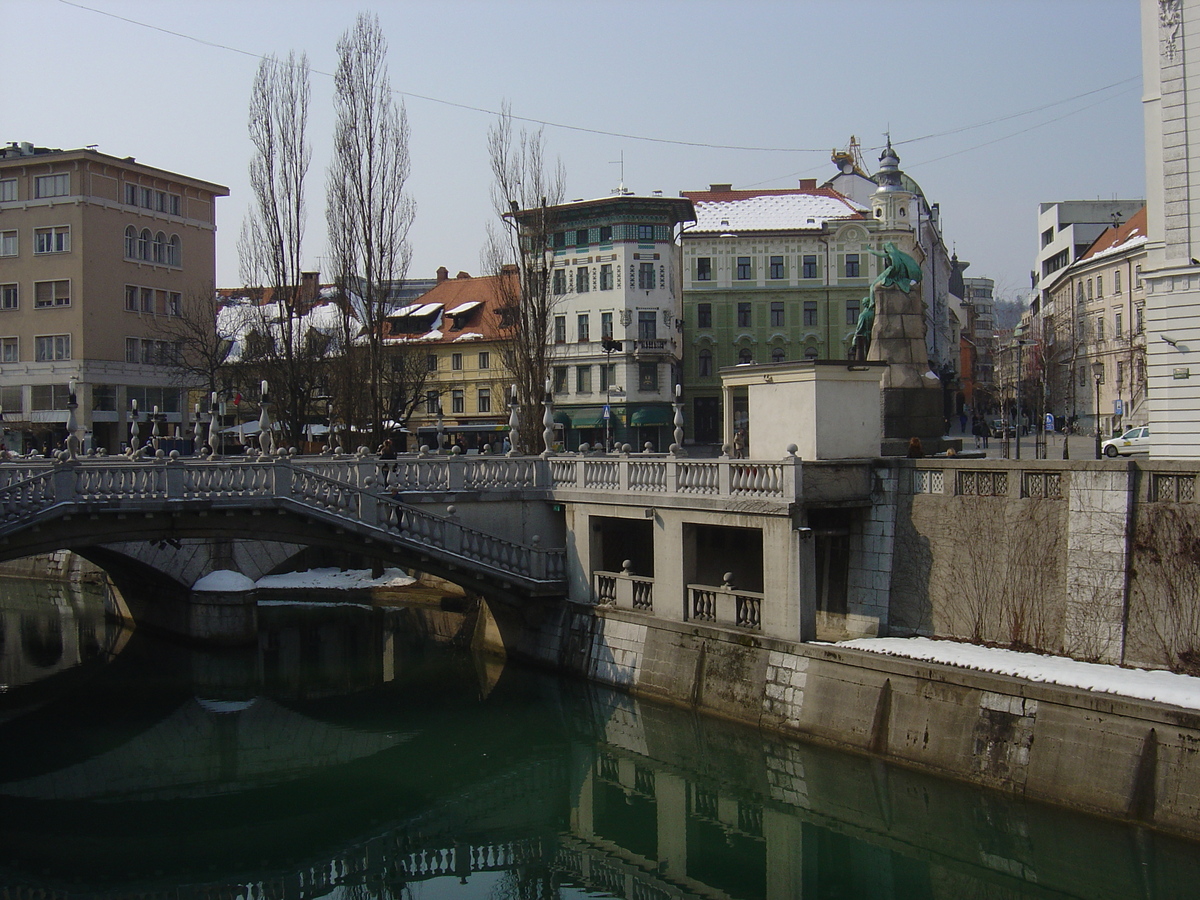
[880,386,947,456]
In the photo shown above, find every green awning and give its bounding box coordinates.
[568,406,622,429]
[630,405,674,427]
[553,411,572,426]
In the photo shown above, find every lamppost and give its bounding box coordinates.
[65,377,80,457]
[436,402,445,454]
[129,399,140,455]
[602,336,621,451]
[542,377,555,455]
[672,383,684,453]
[258,380,273,454]
[507,384,519,456]
[208,391,219,456]
[1092,359,1105,459]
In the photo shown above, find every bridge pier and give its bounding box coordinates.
[188,572,259,646]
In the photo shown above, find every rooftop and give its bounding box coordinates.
[682,185,866,234]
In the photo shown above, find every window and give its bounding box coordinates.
[638,362,658,391]
[770,301,784,327]
[426,353,437,372]
[35,173,70,198]
[35,334,71,361]
[576,365,592,393]
[0,230,16,257]
[1137,305,1144,333]
[478,387,491,413]
[0,179,15,202]
[737,302,751,327]
[698,348,713,377]
[577,314,590,342]
[139,228,151,260]
[554,315,566,343]
[600,362,616,391]
[1117,361,1125,387]
[1097,316,1105,341]
[1115,311,1123,338]
[124,183,138,206]
[802,255,817,279]
[638,262,655,290]
[638,310,657,340]
[738,348,753,364]
[1135,265,1142,288]
[600,264,614,290]
[804,346,819,360]
[34,280,70,308]
[845,254,860,278]
[846,298,860,325]
[1097,276,1103,297]
[552,269,566,294]
[1115,269,1122,293]
[1076,281,1085,303]
[637,224,654,241]
[451,390,464,414]
[804,301,818,326]
[1087,279,1093,300]
[0,284,16,310]
[91,384,116,412]
[32,384,71,411]
[168,292,181,316]
[552,231,566,249]
[697,303,712,329]
[425,390,439,414]
[576,229,589,247]
[141,187,153,209]
[478,351,490,369]
[125,337,139,363]
[737,257,752,280]
[1041,227,1054,248]
[553,366,568,393]
[576,266,590,293]
[168,234,181,266]
[1078,366,1087,387]
[451,352,463,370]
[1,337,17,363]
[34,226,69,254]
[769,256,784,279]
[125,285,138,312]
[169,194,181,216]
[772,347,785,363]
[601,311,613,339]
[141,287,153,312]
[697,257,712,281]
[124,226,136,258]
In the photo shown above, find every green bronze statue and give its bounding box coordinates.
[851,241,923,359]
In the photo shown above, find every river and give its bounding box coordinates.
[1,574,1197,900]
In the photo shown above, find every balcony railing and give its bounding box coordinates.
[593,566,654,611]
[687,581,763,631]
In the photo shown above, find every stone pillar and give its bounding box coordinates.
[868,283,944,455]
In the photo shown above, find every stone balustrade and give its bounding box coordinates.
[687,582,764,631]
[593,568,654,612]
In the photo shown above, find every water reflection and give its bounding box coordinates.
[0,581,1196,899]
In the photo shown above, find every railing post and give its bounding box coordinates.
[447,454,465,491]
[618,456,631,492]
[444,506,464,555]
[530,536,546,580]
[52,462,77,505]
[534,455,554,488]
[165,458,186,500]
[665,458,679,494]
[718,458,732,496]
[783,448,803,502]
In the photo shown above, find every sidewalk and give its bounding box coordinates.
[946,421,1101,460]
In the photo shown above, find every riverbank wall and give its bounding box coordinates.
[482,601,1200,843]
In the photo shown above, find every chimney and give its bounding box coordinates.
[437,266,449,283]
[500,264,519,276]
[709,183,733,192]
[799,178,817,189]
[300,271,319,304]
[456,271,471,279]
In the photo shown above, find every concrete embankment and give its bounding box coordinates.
[484,602,1200,843]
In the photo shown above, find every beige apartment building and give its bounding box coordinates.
[0,142,227,452]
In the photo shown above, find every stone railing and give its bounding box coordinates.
[0,457,564,587]
[550,455,800,502]
[593,565,654,611]
[687,580,764,631]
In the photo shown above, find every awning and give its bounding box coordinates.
[630,405,674,427]
[552,411,572,426]
[566,406,622,429]
[417,422,509,434]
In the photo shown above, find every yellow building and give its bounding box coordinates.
[0,142,227,452]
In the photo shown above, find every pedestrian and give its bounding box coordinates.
[958,411,968,434]
[906,436,925,458]
[971,416,985,450]
[732,428,745,459]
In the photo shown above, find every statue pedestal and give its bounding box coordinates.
[868,285,949,455]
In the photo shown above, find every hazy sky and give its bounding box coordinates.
[9,0,1145,301]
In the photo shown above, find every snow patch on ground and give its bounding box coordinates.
[192,570,257,592]
[254,567,416,590]
[836,637,1200,710]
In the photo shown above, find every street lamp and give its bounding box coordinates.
[1092,359,1105,459]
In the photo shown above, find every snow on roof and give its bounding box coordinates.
[838,637,1200,710]
[397,302,443,317]
[447,300,482,315]
[687,190,866,233]
[452,332,484,341]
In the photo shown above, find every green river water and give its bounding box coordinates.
[1,576,1197,900]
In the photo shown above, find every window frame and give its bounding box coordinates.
[599,263,614,290]
[577,313,590,342]
[576,365,592,393]
[576,266,590,293]
[34,333,71,362]
[697,303,712,329]
[697,257,712,281]
[0,229,16,257]
[845,254,860,278]
[736,257,752,280]
[803,301,818,327]
[737,302,752,328]
[33,225,70,255]
[769,255,785,279]
[1,336,17,363]
[34,173,70,198]
[0,179,16,202]
[802,255,817,279]
[33,279,71,309]
[0,283,17,311]
[477,387,491,413]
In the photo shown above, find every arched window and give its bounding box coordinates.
[804,347,819,360]
[698,348,713,377]
[153,232,166,264]
[771,347,785,364]
[168,234,181,267]
[124,226,137,258]
[139,228,151,260]
[738,348,753,364]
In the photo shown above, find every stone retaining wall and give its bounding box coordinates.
[490,602,1200,842]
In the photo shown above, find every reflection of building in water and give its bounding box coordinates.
[0,575,115,689]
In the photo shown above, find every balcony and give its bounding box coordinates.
[633,338,674,358]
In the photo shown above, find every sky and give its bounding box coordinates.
[8,0,1146,303]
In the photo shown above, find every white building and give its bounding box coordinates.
[1141,0,1200,458]
[1035,200,1142,312]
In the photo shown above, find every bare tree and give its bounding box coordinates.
[238,50,314,446]
[149,283,234,402]
[326,12,416,449]
[483,103,566,453]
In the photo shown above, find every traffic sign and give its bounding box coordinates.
[602,404,611,420]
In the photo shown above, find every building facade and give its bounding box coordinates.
[0,143,227,452]
[540,194,695,452]
[1141,0,1200,458]
[1035,200,1142,312]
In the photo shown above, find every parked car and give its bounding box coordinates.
[989,418,1015,438]
[1101,425,1151,457]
